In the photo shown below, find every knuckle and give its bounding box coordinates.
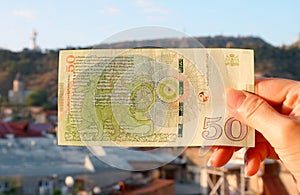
[282,120,300,137]
[276,120,300,147]
[285,119,300,129]
[238,95,267,122]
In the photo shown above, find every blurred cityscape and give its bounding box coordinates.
[0,32,299,195]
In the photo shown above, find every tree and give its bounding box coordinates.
[26,89,48,106]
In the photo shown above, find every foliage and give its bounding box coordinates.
[43,101,57,110]
[25,89,48,106]
[12,115,22,122]
[53,189,61,195]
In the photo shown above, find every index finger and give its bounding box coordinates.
[255,78,300,107]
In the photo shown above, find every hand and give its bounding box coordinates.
[208,78,300,189]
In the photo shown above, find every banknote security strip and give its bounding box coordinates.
[58,48,254,147]
[178,59,184,138]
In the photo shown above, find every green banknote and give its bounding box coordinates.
[58,48,254,147]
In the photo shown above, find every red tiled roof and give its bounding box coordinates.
[0,122,14,134]
[8,121,28,130]
[0,121,44,139]
[44,110,58,116]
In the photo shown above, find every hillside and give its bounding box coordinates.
[0,49,58,99]
[0,36,299,100]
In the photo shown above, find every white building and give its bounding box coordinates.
[8,73,26,104]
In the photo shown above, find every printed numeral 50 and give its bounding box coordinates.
[202,117,248,141]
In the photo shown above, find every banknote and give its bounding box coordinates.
[58,48,254,147]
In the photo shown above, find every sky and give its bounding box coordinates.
[0,0,299,51]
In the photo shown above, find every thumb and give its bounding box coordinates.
[227,88,300,187]
[226,88,291,144]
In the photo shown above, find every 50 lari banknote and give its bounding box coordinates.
[58,48,254,147]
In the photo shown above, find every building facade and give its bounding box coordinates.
[8,73,28,104]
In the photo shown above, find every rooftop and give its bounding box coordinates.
[0,136,180,177]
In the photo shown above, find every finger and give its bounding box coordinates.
[244,142,270,176]
[255,78,300,114]
[226,88,296,146]
[255,78,294,103]
[244,148,262,176]
[207,147,236,167]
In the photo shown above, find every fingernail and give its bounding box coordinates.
[207,158,213,166]
[244,160,249,176]
[227,88,247,110]
[207,153,215,167]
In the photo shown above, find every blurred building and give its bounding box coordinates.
[8,73,30,105]
[0,136,180,195]
[0,137,131,195]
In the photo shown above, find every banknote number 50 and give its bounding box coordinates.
[202,117,248,141]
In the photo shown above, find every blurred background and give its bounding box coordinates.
[0,0,299,194]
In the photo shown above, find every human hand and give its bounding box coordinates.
[208,78,300,189]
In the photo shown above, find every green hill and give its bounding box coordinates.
[0,49,58,99]
[0,36,299,100]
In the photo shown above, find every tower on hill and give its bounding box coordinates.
[30,30,41,51]
[30,30,37,50]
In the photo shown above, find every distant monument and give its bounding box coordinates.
[8,73,27,104]
[30,30,41,51]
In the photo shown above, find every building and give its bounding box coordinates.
[0,137,132,195]
[0,121,43,139]
[8,73,29,105]
[0,135,181,195]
